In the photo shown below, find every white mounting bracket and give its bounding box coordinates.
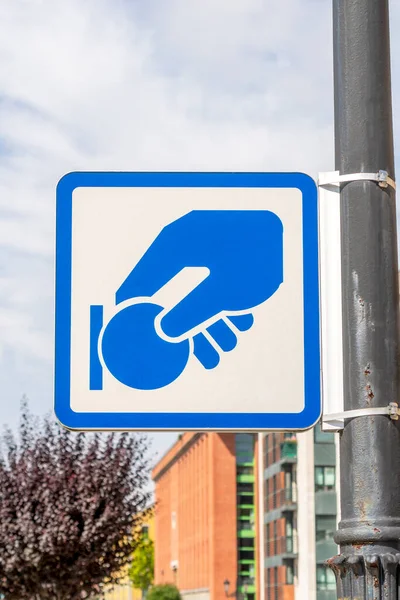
[318,172,344,431]
[318,169,396,190]
[322,403,400,429]
[318,169,397,432]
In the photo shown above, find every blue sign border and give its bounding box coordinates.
[55,172,321,431]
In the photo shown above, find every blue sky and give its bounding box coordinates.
[0,0,399,462]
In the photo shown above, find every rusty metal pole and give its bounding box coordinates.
[328,0,400,598]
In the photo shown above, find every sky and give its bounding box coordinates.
[0,0,399,464]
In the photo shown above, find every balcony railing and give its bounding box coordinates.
[266,533,298,556]
[238,520,255,532]
[265,484,298,510]
[266,583,295,600]
[280,441,297,460]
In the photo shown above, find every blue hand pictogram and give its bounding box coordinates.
[90,210,284,391]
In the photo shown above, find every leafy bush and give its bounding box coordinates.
[146,583,182,600]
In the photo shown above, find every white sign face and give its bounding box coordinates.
[54,172,320,431]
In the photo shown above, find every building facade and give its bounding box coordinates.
[152,432,260,600]
[262,424,338,600]
[153,426,338,600]
[102,509,155,600]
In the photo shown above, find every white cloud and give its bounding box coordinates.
[0,0,398,452]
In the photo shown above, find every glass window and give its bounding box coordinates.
[235,434,254,465]
[238,520,253,531]
[286,517,293,553]
[240,537,254,548]
[284,469,293,501]
[239,507,253,519]
[238,483,254,494]
[272,475,277,508]
[314,421,335,443]
[239,494,254,506]
[316,566,336,590]
[274,567,278,600]
[237,465,254,477]
[239,547,255,560]
[325,467,335,487]
[286,517,293,538]
[272,434,276,463]
[315,467,324,487]
[315,466,336,491]
[265,435,269,467]
[286,563,294,585]
[316,516,336,541]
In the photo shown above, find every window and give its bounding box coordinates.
[284,468,293,501]
[272,434,277,463]
[238,483,254,494]
[240,537,254,548]
[239,546,255,560]
[235,434,254,465]
[316,566,336,590]
[238,520,253,531]
[273,521,278,555]
[274,567,278,600]
[286,562,294,585]
[239,507,253,519]
[315,466,335,491]
[284,469,292,489]
[265,435,269,467]
[237,499,254,531]
[141,524,149,537]
[267,568,271,600]
[272,475,277,508]
[237,465,254,477]
[286,516,293,552]
[314,421,335,443]
[316,516,336,541]
[239,493,254,506]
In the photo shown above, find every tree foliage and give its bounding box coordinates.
[0,401,151,600]
[146,584,182,600]
[128,530,154,592]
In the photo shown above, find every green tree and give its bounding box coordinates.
[146,584,181,600]
[129,531,154,596]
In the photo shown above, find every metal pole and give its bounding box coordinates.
[328,0,400,598]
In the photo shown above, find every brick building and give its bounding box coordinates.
[153,426,338,600]
[152,433,260,600]
[262,425,338,600]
